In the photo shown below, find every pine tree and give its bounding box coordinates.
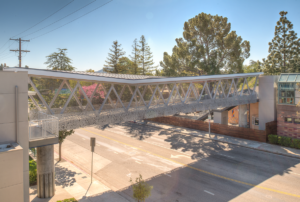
[129,38,142,74]
[264,11,300,75]
[139,35,157,75]
[103,40,126,73]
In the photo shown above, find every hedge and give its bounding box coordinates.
[268,134,278,144]
[268,135,300,149]
[29,159,37,186]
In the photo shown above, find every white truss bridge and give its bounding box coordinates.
[5,68,262,130]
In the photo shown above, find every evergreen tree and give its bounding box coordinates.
[160,13,250,76]
[139,35,156,75]
[118,57,134,74]
[103,40,126,73]
[129,38,142,74]
[45,48,75,71]
[263,11,300,75]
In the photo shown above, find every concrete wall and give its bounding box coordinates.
[258,75,278,130]
[228,106,239,124]
[0,71,29,202]
[0,143,24,202]
[214,111,228,125]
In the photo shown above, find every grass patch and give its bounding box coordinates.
[57,198,78,202]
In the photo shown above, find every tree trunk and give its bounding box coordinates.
[59,142,62,161]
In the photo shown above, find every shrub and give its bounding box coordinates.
[57,198,78,202]
[29,159,37,186]
[268,134,278,144]
[278,136,292,147]
[291,139,300,149]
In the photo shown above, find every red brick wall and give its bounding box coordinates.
[277,105,300,139]
[148,116,267,142]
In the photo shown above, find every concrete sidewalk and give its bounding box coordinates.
[139,121,300,159]
[29,152,129,202]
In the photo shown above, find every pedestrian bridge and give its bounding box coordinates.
[6,68,262,130]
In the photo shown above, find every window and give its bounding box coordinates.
[285,117,293,123]
[278,83,295,104]
[252,116,259,125]
[294,118,300,124]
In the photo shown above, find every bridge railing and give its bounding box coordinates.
[28,112,59,140]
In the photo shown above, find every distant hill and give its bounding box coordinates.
[96,69,105,73]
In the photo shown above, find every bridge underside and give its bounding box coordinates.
[10,68,260,130]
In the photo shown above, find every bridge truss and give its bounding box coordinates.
[6,68,262,130]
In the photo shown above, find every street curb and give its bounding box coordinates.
[136,122,300,160]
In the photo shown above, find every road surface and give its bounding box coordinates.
[58,122,300,202]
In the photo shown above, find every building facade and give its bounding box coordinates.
[277,74,300,139]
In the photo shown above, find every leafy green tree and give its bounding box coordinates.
[86,69,94,72]
[58,130,74,161]
[45,48,75,71]
[263,11,300,75]
[103,40,126,73]
[118,57,134,74]
[129,38,142,74]
[161,12,250,76]
[139,35,157,75]
[130,174,153,202]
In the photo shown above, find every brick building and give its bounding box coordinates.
[277,74,300,139]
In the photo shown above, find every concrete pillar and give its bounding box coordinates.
[239,104,249,128]
[258,75,278,130]
[214,111,228,125]
[37,145,55,198]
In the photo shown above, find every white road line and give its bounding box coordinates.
[204,190,214,195]
[219,154,234,159]
[126,173,131,177]
[135,161,141,164]
[82,138,85,140]
[290,172,300,176]
[165,174,172,177]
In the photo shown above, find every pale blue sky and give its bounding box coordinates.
[0,0,300,71]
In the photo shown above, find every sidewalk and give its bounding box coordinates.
[29,152,129,202]
[140,121,300,159]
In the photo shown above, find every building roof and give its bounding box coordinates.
[279,73,300,83]
[4,67,263,85]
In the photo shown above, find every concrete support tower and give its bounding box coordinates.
[37,145,55,198]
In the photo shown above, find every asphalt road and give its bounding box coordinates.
[63,122,300,202]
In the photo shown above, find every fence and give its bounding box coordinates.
[148,116,267,142]
[29,112,59,140]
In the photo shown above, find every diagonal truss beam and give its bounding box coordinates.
[61,82,80,114]
[29,77,54,114]
[49,80,66,108]
[65,80,83,109]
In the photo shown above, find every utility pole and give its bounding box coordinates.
[10,38,30,67]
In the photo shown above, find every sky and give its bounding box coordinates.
[0,0,300,71]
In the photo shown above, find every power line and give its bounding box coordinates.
[30,0,113,40]
[11,0,75,39]
[0,40,9,52]
[22,0,98,38]
[0,40,14,56]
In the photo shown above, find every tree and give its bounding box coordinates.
[130,174,153,202]
[118,57,134,74]
[160,13,250,76]
[263,11,300,75]
[103,40,126,73]
[86,69,94,72]
[139,35,157,75]
[58,130,74,161]
[129,38,142,74]
[45,48,75,71]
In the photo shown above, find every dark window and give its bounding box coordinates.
[285,117,293,123]
[294,118,300,124]
[278,83,295,104]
